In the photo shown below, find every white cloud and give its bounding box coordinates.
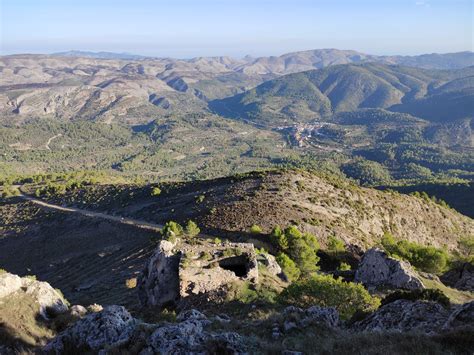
[415,1,431,7]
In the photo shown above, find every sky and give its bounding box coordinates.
[0,0,472,58]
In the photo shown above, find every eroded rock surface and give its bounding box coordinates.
[354,248,424,290]
[0,272,68,319]
[443,301,474,329]
[352,300,449,333]
[44,305,136,353]
[137,240,181,308]
[282,305,339,329]
[441,263,474,291]
[142,309,247,354]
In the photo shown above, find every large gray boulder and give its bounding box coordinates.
[443,301,474,329]
[282,305,339,330]
[354,248,424,290]
[44,305,136,353]
[257,252,282,277]
[352,300,449,333]
[0,272,68,319]
[142,309,247,354]
[441,263,474,291]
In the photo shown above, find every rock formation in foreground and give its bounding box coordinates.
[354,248,425,290]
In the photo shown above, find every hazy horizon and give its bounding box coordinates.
[1,0,472,58]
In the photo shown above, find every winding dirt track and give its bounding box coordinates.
[18,193,164,232]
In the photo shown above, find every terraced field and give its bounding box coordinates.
[0,198,159,310]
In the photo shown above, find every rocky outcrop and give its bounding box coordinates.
[443,301,474,329]
[352,300,449,333]
[137,240,181,308]
[354,248,424,290]
[138,240,259,308]
[45,307,247,354]
[283,305,339,329]
[44,305,136,353]
[142,309,247,354]
[441,263,474,291]
[0,272,68,319]
[257,252,282,277]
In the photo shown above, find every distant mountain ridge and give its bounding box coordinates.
[1,49,473,124]
[51,50,148,60]
[47,48,474,70]
[211,63,474,126]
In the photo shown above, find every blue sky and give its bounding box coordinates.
[1,0,472,58]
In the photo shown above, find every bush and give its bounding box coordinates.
[338,262,351,271]
[161,221,183,242]
[458,236,474,262]
[327,236,345,255]
[270,225,320,276]
[151,186,162,196]
[279,274,380,319]
[270,226,288,250]
[125,278,137,289]
[250,224,263,234]
[276,253,301,281]
[184,220,200,237]
[286,226,320,276]
[381,232,449,274]
[1,185,20,198]
[382,289,450,308]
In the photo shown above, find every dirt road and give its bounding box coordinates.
[18,193,164,232]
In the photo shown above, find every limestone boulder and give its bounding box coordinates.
[354,248,424,290]
[443,301,474,329]
[0,272,68,319]
[44,305,136,353]
[352,300,449,333]
[142,309,247,354]
[282,305,340,331]
[441,263,474,291]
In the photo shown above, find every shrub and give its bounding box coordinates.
[382,289,450,308]
[458,236,474,262]
[381,232,449,274]
[276,253,301,281]
[285,226,320,276]
[338,262,351,271]
[184,220,200,237]
[270,226,288,250]
[327,236,345,255]
[279,274,380,319]
[151,186,162,196]
[161,221,183,242]
[250,224,263,234]
[125,278,137,289]
[270,225,320,276]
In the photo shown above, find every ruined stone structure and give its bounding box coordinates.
[138,240,259,308]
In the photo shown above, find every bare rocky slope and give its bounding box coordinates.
[42,170,474,252]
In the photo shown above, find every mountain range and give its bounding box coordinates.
[1,49,473,123]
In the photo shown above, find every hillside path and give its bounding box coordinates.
[18,193,164,232]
